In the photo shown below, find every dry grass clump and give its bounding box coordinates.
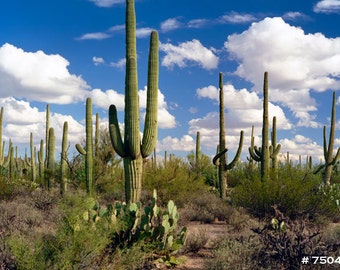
[179,191,234,224]
[182,227,209,253]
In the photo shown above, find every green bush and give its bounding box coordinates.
[231,165,337,219]
[179,191,234,224]
[143,156,208,206]
[205,235,260,270]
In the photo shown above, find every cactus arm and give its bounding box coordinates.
[141,31,159,158]
[109,105,126,157]
[249,146,261,162]
[326,91,336,161]
[271,144,281,157]
[323,126,328,160]
[213,148,228,166]
[331,148,340,165]
[76,143,86,155]
[2,141,12,168]
[226,130,244,170]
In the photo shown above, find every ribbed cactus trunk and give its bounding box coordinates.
[30,133,37,182]
[270,116,281,179]
[45,104,50,166]
[196,131,201,168]
[38,140,44,182]
[60,121,68,195]
[76,98,94,196]
[109,0,158,203]
[213,73,244,199]
[46,127,55,190]
[261,72,270,181]
[249,72,271,182]
[318,92,340,184]
[217,73,227,198]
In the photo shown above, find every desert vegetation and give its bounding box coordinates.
[1,0,340,269]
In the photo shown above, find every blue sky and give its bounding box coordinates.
[0,0,340,164]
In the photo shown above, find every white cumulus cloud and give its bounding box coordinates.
[224,17,340,126]
[0,43,90,104]
[313,0,340,13]
[160,39,219,70]
[89,0,124,7]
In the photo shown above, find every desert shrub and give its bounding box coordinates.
[186,151,218,186]
[205,235,260,270]
[5,193,112,270]
[226,207,252,232]
[231,167,337,219]
[251,206,339,269]
[143,156,208,206]
[182,227,209,253]
[0,176,12,200]
[0,200,44,234]
[179,191,234,224]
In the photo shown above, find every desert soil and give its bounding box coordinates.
[174,221,230,270]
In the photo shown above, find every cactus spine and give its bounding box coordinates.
[213,72,244,199]
[314,92,340,184]
[60,121,68,195]
[109,0,159,203]
[249,72,271,182]
[76,98,94,196]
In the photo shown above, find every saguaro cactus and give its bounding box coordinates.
[38,139,44,182]
[0,107,11,169]
[109,0,158,203]
[24,133,37,182]
[45,104,50,166]
[213,72,244,199]
[270,116,281,178]
[46,127,55,190]
[76,98,94,196]
[60,121,68,195]
[249,72,270,182]
[314,92,340,184]
[195,131,201,170]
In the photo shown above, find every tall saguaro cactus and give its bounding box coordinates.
[314,91,340,184]
[46,127,55,190]
[213,72,244,199]
[109,0,158,203]
[270,116,281,179]
[60,121,68,195]
[249,72,270,182]
[76,98,94,196]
